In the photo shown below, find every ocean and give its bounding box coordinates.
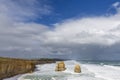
[15,60,120,80]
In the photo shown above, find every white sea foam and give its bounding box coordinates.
[83,63,120,80]
[104,65,120,71]
[3,74,23,80]
[14,60,120,80]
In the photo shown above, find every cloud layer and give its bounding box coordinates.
[0,0,52,21]
[44,15,120,45]
[0,1,120,60]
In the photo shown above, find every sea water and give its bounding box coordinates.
[18,60,120,80]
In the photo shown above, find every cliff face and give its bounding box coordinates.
[0,58,35,79]
[0,57,60,79]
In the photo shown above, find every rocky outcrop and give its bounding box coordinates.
[74,64,81,73]
[0,59,35,79]
[0,57,59,79]
[55,61,66,71]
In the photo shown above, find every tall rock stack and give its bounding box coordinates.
[74,64,81,73]
[55,61,66,71]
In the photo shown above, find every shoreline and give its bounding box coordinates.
[0,57,62,80]
[4,74,23,80]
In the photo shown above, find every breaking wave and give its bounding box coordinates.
[17,60,120,80]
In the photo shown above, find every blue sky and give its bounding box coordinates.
[0,0,120,60]
[34,0,118,26]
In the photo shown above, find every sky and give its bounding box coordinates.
[0,0,120,60]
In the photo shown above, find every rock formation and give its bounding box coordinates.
[55,61,66,71]
[0,57,59,79]
[0,60,35,79]
[74,64,81,73]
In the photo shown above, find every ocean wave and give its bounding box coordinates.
[83,63,120,80]
[16,60,120,80]
[104,65,120,71]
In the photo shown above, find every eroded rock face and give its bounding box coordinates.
[0,59,35,79]
[0,57,58,79]
[55,61,66,71]
[74,64,81,73]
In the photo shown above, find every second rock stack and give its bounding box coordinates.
[74,64,81,73]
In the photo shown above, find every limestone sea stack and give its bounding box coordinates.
[55,61,66,71]
[74,64,81,73]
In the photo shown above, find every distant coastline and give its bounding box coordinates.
[0,57,62,79]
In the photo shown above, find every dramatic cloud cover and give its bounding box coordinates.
[0,1,120,60]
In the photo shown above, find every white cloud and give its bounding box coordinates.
[112,2,120,13]
[0,1,120,60]
[0,0,52,58]
[0,0,52,21]
[112,2,120,8]
[44,15,120,45]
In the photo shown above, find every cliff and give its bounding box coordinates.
[0,57,60,79]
